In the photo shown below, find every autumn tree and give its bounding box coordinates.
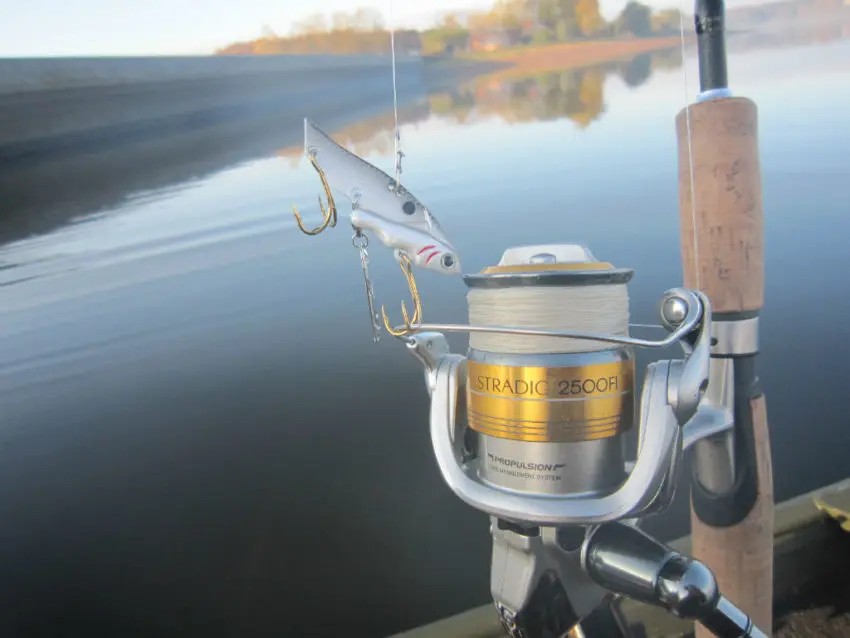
[574,0,606,36]
[537,0,583,41]
[616,1,653,37]
[537,0,560,28]
[467,12,497,30]
[422,13,469,55]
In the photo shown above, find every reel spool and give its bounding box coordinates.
[463,244,635,499]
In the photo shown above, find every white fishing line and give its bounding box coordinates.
[467,284,630,354]
[388,0,403,189]
[678,0,700,289]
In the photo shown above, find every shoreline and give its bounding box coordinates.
[458,36,685,76]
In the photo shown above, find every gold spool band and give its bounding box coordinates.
[466,359,635,443]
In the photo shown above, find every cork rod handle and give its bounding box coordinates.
[676,96,774,638]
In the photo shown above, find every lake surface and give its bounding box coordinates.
[0,35,849,638]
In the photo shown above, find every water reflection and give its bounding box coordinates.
[272,16,848,162]
[435,47,683,128]
[276,48,683,169]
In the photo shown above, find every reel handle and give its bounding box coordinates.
[582,522,768,638]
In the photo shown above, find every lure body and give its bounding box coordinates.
[304,118,461,275]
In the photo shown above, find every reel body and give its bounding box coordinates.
[402,244,766,638]
[406,244,710,527]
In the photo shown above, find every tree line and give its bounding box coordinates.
[215,1,683,56]
[216,7,420,56]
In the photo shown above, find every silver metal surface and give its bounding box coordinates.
[683,357,734,448]
[711,596,768,638]
[463,242,634,288]
[467,347,632,496]
[490,523,607,631]
[656,559,719,618]
[350,207,460,275]
[696,88,733,102]
[528,252,558,264]
[646,430,684,517]
[667,291,712,425]
[478,436,627,496]
[400,288,704,349]
[689,358,736,493]
[661,295,688,328]
[404,288,713,525]
[352,228,381,342]
[303,118,461,275]
[582,523,673,604]
[711,317,759,356]
[582,523,770,638]
[405,332,453,396]
[693,433,736,495]
[426,357,683,524]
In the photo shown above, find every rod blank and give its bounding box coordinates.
[695,0,729,92]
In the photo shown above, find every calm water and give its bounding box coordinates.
[0,37,849,638]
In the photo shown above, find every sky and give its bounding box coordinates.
[0,0,688,57]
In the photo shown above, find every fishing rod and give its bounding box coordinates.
[284,0,771,635]
[678,0,774,634]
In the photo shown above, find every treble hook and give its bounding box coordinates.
[381,252,423,338]
[292,150,338,236]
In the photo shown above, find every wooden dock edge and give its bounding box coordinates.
[389,478,850,638]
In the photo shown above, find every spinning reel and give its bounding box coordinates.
[399,244,763,638]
